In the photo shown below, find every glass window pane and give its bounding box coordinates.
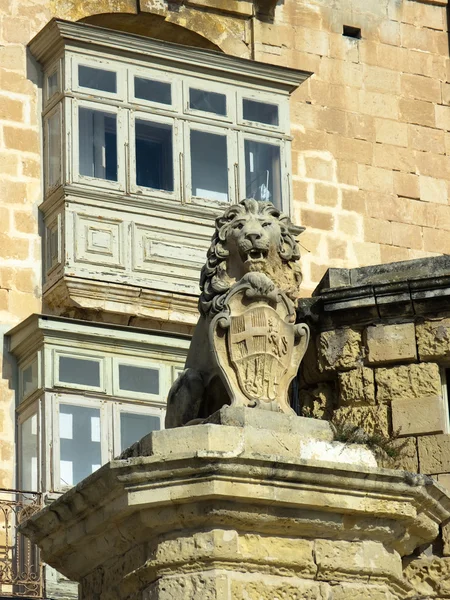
[59,404,102,487]
[79,107,117,181]
[21,359,38,399]
[47,109,61,189]
[134,77,171,105]
[48,71,58,98]
[189,88,226,116]
[59,356,100,388]
[245,140,282,209]
[135,119,173,191]
[190,130,228,202]
[119,364,160,394]
[20,413,38,491]
[78,65,116,93]
[243,99,279,126]
[120,412,160,452]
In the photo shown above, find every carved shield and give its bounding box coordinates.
[227,305,294,403]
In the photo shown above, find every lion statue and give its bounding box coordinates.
[165,198,306,428]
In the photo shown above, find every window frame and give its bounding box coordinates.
[237,89,289,134]
[17,402,41,492]
[70,54,125,102]
[44,58,62,107]
[71,98,126,192]
[183,119,237,206]
[183,77,235,124]
[44,102,63,195]
[129,66,181,114]
[19,353,41,403]
[53,394,109,492]
[53,349,107,394]
[129,110,181,200]
[238,130,288,212]
[111,357,171,403]
[112,402,165,456]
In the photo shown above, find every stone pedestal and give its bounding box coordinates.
[21,409,450,599]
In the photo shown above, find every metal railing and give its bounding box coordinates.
[0,489,43,598]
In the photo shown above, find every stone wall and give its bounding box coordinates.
[299,256,450,595]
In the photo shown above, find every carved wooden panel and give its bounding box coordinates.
[74,214,125,269]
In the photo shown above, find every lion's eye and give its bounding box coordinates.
[262,222,271,228]
[234,223,244,230]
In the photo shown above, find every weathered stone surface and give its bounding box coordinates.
[404,556,450,597]
[318,328,363,372]
[330,584,397,600]
[301,382,335,419]
[365,323,417,365]
[418,434,450,474]
[230,574,327,600]
[375,363,441,404]
[442,519,450,556]
[392,396,445,436]
[417,318,450,360]
[389,437,418,473]
[338,367,375,406]
[143,571,229,600]
[315,539,402,581]
[300,335,335,384]
[437,473,450,494]
[333,405,389,437]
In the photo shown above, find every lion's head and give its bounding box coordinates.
[199,199,303,316]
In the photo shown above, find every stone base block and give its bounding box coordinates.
[20,413,450,600]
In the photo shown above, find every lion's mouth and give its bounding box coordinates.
[243,248,268,262]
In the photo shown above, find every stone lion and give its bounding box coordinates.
[165,199,304,428]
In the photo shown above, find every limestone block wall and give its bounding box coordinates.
[300,319,450,469]
[299,310,450,587]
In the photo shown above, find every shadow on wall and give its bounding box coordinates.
[81,12,222,50]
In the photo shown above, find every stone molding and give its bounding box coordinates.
[21,419,450,588]
[44,276,199,325]
[303,256,450,328]
[29,19,310,91]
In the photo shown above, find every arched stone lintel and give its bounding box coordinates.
[50,0,250,57]
[49,0,139,22]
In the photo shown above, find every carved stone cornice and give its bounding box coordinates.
[43,276,199,326]
[301,255,450,330]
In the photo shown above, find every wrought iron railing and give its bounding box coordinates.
[0,489,43,598]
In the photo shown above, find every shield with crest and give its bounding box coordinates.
[227,305,294,403]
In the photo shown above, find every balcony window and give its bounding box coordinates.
[31,21,306,212]
[10,316,189,493]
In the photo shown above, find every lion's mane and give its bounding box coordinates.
[199,199,303,317]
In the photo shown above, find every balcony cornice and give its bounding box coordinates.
[29,18,311,92]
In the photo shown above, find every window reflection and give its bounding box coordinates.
[59,356,101,387]
[189,88,226,116]
[47,109,61,189]
[120,413,160,452]
[20,413,38,491]
[135,119,173,191]
[79,65,116,93]
[245,140,281,209]
[79,108,117,181]
[59,404,102,487]
[190,130,228,202]
[135,77,171,105]
[243,99,279,126]
[119,364,159,394]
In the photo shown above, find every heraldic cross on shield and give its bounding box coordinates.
[228,305,293,403]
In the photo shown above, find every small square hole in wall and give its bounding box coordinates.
[343,25,361,39]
